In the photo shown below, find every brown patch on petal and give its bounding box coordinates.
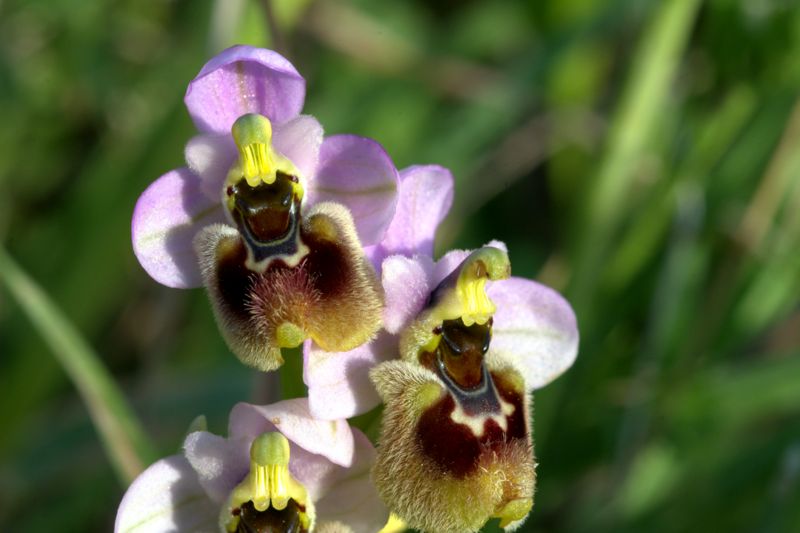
[296,202,384,351]
[195,202,383,372]
[416,375,527,479]
[195,224,285,372]
[247,203,383,353]
[371,361,535,533]
[215,232,254,323]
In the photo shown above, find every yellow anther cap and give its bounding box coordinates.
[229,113,301,189]
[223,432,313,532]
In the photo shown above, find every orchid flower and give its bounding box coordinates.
[115,398,388,533]
[303,166,579,532]
[132,46,399,372]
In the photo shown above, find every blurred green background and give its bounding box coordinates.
[1,0,800,531]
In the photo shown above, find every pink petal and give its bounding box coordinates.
[228,399,355,468]
[485,239,508,253]
[286,445,341,501]
[273,115,324,180]
[432,248,471,285]
[115,455,217,533]
[315,430,389,533]
[183,431,250,504]
[381,255,435,334]
[185,45,305,134]
[488,277,579,389]
[304,332,398,420]
[131,168,228,288]
[184,133,237,200]
[307,135,399,246]
[375,165,454,262]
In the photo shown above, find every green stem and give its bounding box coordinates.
[0,245,158,484]
[278,346,307,400]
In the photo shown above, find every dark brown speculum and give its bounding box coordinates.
[227,173,301,262]
[417,317,527,478]
[205,198,383,365]
[235,500,308,533]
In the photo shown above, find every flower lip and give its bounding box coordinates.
[370,359,534,532]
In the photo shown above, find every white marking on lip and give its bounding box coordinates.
[449,395,515,437]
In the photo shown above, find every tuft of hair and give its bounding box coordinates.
[398,312,440,363]
[371,361,536,533]
[194,224,284,372]
[195,203,383,371]
[294,202,384,352]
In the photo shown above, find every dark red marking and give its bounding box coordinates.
[416,371,527,478]
[217,219,355,329]
[298,225,353,298]
[216,238,253,322]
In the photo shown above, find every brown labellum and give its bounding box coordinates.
[195,201,383,372]
[371,322,535,533]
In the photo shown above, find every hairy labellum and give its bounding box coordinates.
[196,202,383,372]
[371,361,534,533]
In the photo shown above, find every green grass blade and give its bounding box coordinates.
[0,245,158,484]
[569,0,702,316]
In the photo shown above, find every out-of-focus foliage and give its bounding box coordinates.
[1,0,799,531]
